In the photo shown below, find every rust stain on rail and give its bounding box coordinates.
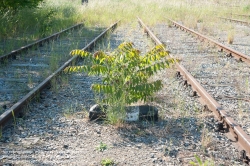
[137,17,250,164]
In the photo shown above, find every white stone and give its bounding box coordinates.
[125,106,139,121]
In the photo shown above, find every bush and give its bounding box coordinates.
[65,42,176,107]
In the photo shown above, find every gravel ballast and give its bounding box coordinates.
[0,22,246,165]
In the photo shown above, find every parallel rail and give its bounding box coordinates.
[168,18,250,65]
[231,13,250,18]
[0,21,119,127]
[219,17,250,27]
[138,17,250,164]
[0,24,83,61]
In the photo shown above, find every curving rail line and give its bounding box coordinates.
[167,18,250,65]
[138,17,250,164]
[0,21,119,127]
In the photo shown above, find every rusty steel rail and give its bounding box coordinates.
[168,18,250,65]
[137,17,250,164]
[0,21,119,127]
[0,23,83,61]
[219,17,250,26]
[231,13,250,18]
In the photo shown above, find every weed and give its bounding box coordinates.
[201,127,212,150]
[27,72,34,88]
[60,75,69,87]
[101,158,114,166]
[164,138,173,156]
[134,128,145,136]
[189,155,214,166]
[49,53,59,72]
[34,92,41,102]
[96,142,108,152]
[227,30,234,44]
[13,90,19,103]
[246,77,249,94]
[50,78,58,93]
[11,110,16,127]
[63,104,76,118]
[65,42,175,124]
[243,4,250,11]
[16,117,25,126]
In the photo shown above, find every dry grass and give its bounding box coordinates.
[201,128,213,149]
[80,0,250,27]
[227,30,235,44]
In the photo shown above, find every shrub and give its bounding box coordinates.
[66,42,175,103]
[65,42,176,122]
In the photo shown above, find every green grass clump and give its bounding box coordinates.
[101,158,114,166]
[189,155,215,166]
[96,142,108,152]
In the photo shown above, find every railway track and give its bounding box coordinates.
[0,22,119,127]
[169,19,250,64]
[0,19,249,165]
[0,24,83,61]
[214,17,250,57]
[231,14,250,18]
[138,18,250,163]
[219,17,250,27]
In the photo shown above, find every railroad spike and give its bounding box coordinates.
[218,48,223,52]
[175,71,181,78]
[203,105,209,112]
[226,53,232,57]
[240,150,249,164]
[183,80,188,86]
[190,91,197,97]
[216,122,225,132]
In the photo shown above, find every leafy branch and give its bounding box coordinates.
[65,42,176,105]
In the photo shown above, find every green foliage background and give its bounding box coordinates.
[0,0,43,10]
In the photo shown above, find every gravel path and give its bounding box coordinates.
[0,22,246,165]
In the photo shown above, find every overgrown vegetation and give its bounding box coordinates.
[65,42,175,123]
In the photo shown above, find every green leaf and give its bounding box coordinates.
[189,161,197,166]
[194,155,202,165]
